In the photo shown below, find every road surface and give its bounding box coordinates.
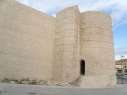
[0,83,126,95]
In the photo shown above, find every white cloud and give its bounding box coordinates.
[17,0,127,27]
[115,48,127,60]
[79,0,127,28]
[115,55,127,60]
[17,0,79,14]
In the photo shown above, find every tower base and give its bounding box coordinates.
[79,75,116,88]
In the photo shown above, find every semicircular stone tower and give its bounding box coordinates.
[80,11,116,87]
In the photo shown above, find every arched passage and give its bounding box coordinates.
[80,59,85,75]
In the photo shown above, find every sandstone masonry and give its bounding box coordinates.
[0,0,116,88]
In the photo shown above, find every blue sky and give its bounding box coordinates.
[17,0,127,60]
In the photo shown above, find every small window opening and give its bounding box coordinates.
[80,59,85,75]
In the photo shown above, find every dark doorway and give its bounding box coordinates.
[80,59,85,75]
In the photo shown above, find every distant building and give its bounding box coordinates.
[116,59,127,84]
[0,0,116,88]
[116,59,127,74]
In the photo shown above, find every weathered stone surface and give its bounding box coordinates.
[0,0,116,88]
[0,0,55,80]
[80,12,116,87]
[53,6,80,83]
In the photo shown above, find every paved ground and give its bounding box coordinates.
[0,83,127,95]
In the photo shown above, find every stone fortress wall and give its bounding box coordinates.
[0,0,116,87]
[0,0,55,80]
